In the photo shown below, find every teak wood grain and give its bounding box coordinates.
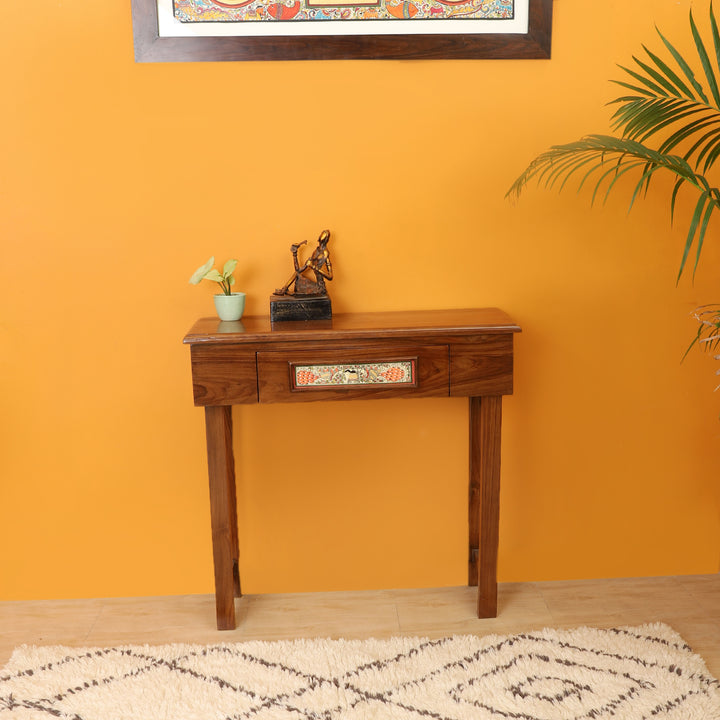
[470,395,503,618]
[204,406,241,630]
[184,308,520,629]
[257,344,449,403]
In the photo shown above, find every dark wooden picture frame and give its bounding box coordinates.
[131,0,552,62]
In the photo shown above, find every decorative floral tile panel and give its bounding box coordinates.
[293,360,416,388]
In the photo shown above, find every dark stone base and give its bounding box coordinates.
[270,294,332,322]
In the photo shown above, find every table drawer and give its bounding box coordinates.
[258,345,449,403]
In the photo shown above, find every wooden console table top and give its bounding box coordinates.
[184,307,520,344]
[184,307,520,630]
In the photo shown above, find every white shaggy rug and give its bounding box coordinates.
[1,623,718,719]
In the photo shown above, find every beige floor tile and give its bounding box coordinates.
[236,589,401,640]
[0,597,103,625]
[393,583,553,635]
[675,573,720,591]
[0,598,103,661]
[90,595,220,632]
[496,582,553,621]
[392,585,478,625]
[538,576,688,625]
[675,573,720,617]
[84,595,246,646]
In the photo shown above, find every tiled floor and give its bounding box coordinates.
[2,575,719,676]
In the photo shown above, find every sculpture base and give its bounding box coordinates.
[270,294,332,322]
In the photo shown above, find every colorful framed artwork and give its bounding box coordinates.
[131,0,552,61]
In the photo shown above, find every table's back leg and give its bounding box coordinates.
[204,405,241,630]
[469,395,502,618]
[226,428,241,599]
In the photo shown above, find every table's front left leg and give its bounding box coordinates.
[204,405,241,630]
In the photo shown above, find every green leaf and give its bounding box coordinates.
[560,156,604,194]
[670,177,684,224]
[692,197,716,279]
[610,79,656,98]
[710,3,720,78]
[677,192,709,281]
[697,132,720,171]
[222,258,238,277]
[613,162,655,209]
[189,257,215,285]
[637,105,707,143]
[690,8,720,107]
[642,44,697,98]
[657,25,709,104]
[615,64,669,98]
[204,269,224,283]
[630,53,677,96]
[658,116,720,156]
[613,97,710,145]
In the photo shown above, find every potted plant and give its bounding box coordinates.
[507,4,720,381]
[189,256,246,321]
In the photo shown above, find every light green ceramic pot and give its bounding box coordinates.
[213,292,246,322]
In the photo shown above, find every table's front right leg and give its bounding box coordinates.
[204,405,240,630]
[469,395,502,619]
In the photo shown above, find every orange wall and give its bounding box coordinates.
[1,0,719,600]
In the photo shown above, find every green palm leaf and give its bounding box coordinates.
[508,3,720,281]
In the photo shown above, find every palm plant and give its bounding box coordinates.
[687,303,720,388]
[507,3,720,372]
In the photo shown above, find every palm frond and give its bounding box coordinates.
[607,5,720,171]
[506,134,720,280]
[507,135,705,199]
[507,4,720,282]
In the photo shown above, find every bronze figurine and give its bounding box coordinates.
[275,229,333,297]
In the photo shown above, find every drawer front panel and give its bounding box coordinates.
[258,345,449,403]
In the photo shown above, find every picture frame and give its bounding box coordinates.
[131,0,552,62]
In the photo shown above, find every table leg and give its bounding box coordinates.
[204,405,241,630]
[468,395,502,618]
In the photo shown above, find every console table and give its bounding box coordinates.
[183,308,520,630]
